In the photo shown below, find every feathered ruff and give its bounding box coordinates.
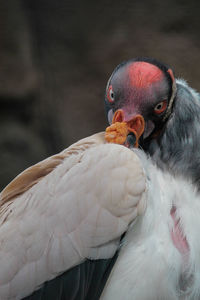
[148,79,200,190]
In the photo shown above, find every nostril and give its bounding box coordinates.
[112,109,125,123]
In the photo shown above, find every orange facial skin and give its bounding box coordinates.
[105,111,145,148]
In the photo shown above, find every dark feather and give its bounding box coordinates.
[23,254,118,300]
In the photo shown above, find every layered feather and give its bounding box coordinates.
[0,132,147,299]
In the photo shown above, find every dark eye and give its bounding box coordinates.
[107,85,115,103]
[154,100,167,114]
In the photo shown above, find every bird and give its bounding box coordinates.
[105,57,200,189]
[1,57,200,300]
[2,131,200,300]
[0,132,147,299]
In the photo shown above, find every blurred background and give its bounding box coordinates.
[0,0,200,190]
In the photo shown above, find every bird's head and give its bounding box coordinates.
[104,57,177,148]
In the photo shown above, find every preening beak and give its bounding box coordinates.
[112,109,145,147]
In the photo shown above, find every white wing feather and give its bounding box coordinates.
[0,133,147,299]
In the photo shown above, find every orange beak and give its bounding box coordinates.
[112,109,145,147]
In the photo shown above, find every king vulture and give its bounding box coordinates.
[1,57,200,299]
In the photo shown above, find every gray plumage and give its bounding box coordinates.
[147,79,200,188]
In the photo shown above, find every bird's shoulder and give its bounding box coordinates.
[0,132,106,206]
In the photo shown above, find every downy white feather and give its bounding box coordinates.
[102,150,200,300]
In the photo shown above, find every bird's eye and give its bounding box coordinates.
[107,85,115,103]
[154,100,167,114]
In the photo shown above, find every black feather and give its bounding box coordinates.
[23,254,118,300]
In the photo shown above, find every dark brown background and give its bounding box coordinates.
[0,0,200,190]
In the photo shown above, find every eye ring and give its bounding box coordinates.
[107,85,115,103]
[154,100,167,114]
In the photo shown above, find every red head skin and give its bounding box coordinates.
[128,62,164,89]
